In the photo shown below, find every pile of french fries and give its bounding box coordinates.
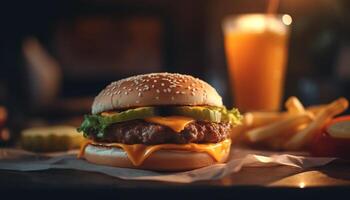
[235,97,349,151]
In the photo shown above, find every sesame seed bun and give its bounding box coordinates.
[92,73,223,114]
[83,144,230,171]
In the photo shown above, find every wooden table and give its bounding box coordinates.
[1,161,350,199]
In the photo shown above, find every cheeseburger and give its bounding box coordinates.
[78,73,241,171]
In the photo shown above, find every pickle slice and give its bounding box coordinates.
[172,106,242,124]
[100,106,240,125]
[79,107,156,138]
[21,126,86,152]
[103,107,156,124]
[173,106,222,123]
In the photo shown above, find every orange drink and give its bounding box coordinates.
[222,14,291,112]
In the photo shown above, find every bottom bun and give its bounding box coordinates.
[83,144,230,171]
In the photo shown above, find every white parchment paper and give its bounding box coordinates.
[0,148,336,183]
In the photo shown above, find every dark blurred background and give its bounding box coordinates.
[0,0,349,142]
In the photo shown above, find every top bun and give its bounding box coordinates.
[92,73,223,114]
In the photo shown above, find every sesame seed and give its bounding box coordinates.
[151,85,155,88]
[175,91,180,94]
[138,92,142,97]
[123,86,127,90]
[117,91,121,94]
[163,89,167,93]
[167,88,171,92]
[191,92,195,96]
[181,91,186,94]
[128,88,132,91]
[124,92,128,95]
[156,89,160,93]
[161,83,165,86]
[155,96,159,100]
[154,80,157,83]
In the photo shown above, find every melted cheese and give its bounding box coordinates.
[100,113,193,132]
[79,139,231,166]
[144,116,194,132]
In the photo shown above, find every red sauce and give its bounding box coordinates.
[310,116,350,159]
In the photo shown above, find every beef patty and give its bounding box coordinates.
[87,120,232,145]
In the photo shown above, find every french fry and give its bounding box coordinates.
[284,98,349,150]
[285,96,305,114]
[265,123,309,150]
[244,112,290,128]
[306,104,326,116]
[0,106,7,123]
[230,124,248,143]
[245,113,313,143]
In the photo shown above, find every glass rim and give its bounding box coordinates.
[223,13,291,22]
[222,13,292,32]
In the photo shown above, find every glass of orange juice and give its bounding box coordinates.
[222,14,292,112]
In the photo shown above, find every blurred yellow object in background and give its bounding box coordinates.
[21,125,85,152]
[0,106,7,126]
[0,106,10,144]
